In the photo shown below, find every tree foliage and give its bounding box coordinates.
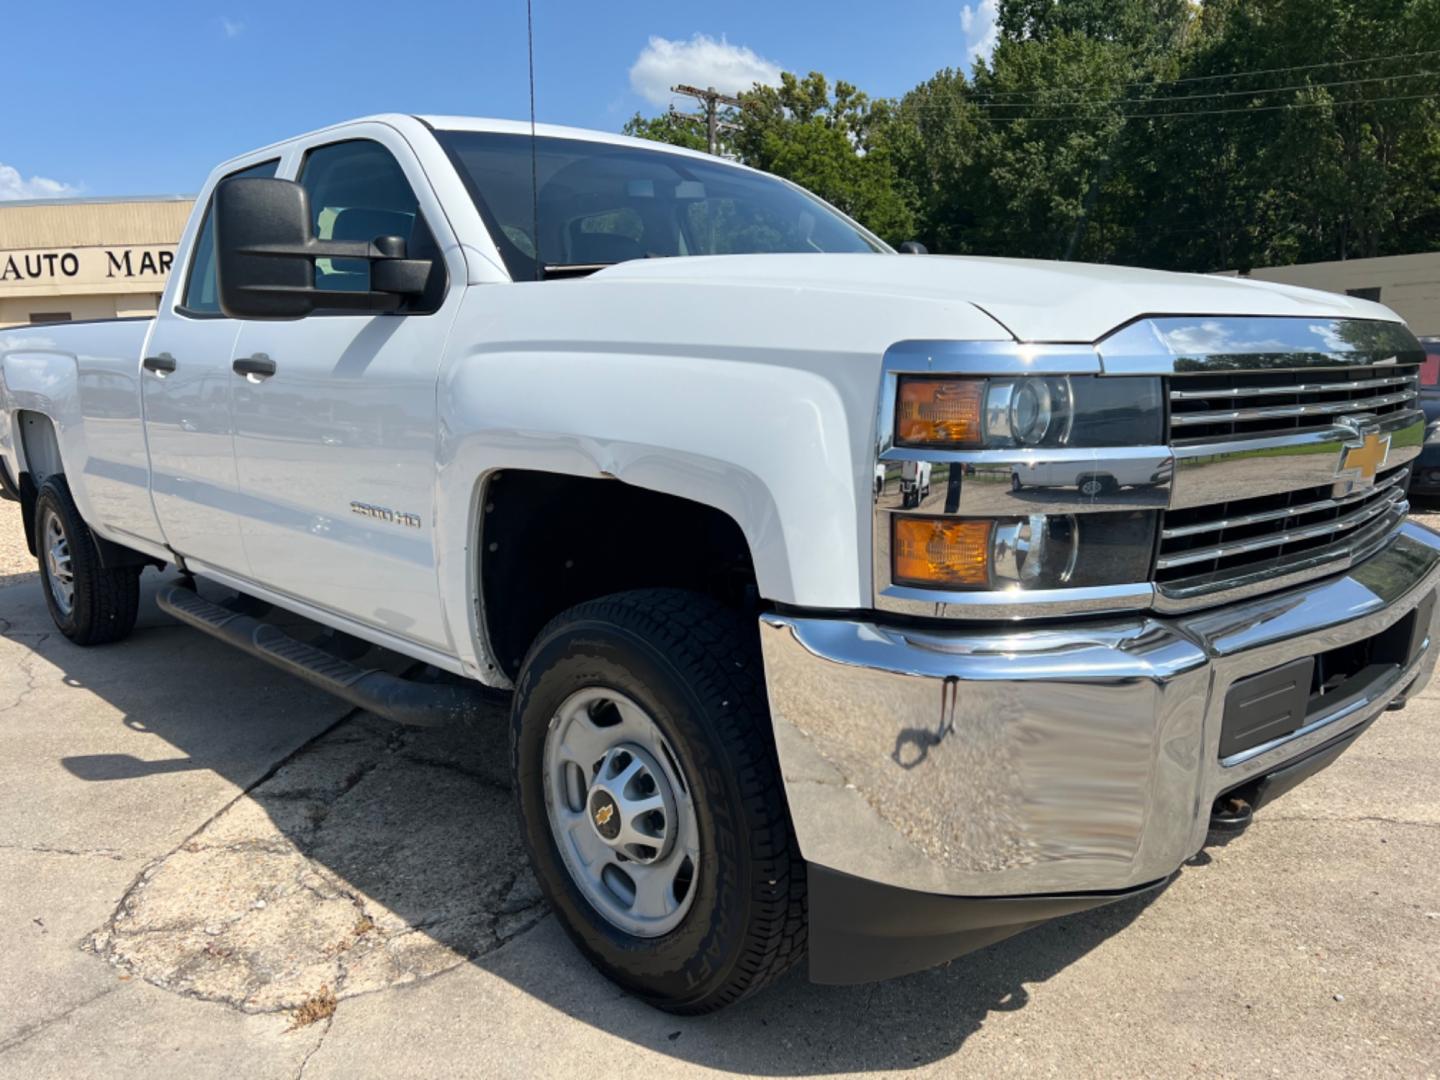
[623,0,1440,270]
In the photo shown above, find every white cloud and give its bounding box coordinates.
[628,33,781,107]
[220,16,244,38]
[0,163,80,201]
[960,0,999,66]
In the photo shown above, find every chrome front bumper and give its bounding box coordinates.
[759,521,1440,901]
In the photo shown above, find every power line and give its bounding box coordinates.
[973,47,1440,100]
[964,68,1440,110]
[957,89,1440,124]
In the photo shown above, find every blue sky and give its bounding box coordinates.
[0,0,998,199]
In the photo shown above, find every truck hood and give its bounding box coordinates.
[594,253,1401,344]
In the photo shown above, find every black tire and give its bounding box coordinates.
[34,476,141,646]
[511,588,806,1013]
[1077,474,1116,498]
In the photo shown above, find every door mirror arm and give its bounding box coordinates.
[214,177,433,320]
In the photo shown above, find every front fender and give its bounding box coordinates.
[436,347,861,620]
[431,276,1013,677]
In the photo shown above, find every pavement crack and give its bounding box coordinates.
[394,753,509,791]
[0,842,130,861]
[294,1015,332,1078]
[0,645,50,714]
[0,984,122,1055]
[88,706,369,985]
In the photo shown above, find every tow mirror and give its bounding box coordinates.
[213,177,432,320]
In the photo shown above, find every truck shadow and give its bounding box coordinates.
[19,570,1162,1074]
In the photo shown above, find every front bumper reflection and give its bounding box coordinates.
[760,522,1440,974]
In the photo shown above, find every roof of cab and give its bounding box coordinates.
[213,113,748,177]
[419,114,750,168]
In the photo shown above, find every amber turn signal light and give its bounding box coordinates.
[896,377,984,447]
[892,517,992,589]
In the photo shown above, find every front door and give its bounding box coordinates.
[142,157,279,575]
[229,131,462,652]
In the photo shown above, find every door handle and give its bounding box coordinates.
[232,355,277,379]
[142,355,177,375]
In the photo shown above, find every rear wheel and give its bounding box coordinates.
[34,476,140,645]
[511,588,806,1013]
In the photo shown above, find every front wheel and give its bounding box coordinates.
[34,476,140,646]
[511,589,806,1013]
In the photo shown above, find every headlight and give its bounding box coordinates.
[894,375,1162,449]
[891,511,1155,592]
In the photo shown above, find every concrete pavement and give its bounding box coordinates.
[1,497,1437,1078]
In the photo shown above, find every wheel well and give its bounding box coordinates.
[12,410,158,570]
[15,410,62,556]
[479,470,759,680]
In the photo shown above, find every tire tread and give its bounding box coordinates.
[521,588,806,1013]
[35,476,140,646]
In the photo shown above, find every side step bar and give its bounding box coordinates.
[157,584,496,727]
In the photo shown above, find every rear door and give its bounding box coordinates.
[229,126,464,652]
[141,157,279,573]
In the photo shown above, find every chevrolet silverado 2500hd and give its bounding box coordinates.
[2,115,1437,1013]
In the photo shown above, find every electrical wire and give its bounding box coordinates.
[957,89,1440,124]
[974,46,1440,99]
[964,68,1439,110]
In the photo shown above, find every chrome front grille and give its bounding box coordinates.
[1168,365,1419,442]
[1155,464,1410,593]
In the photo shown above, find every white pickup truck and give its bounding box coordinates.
[3,114,1438,1013]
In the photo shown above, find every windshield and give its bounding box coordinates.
[436,131,887,280]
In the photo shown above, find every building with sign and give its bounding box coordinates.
[0,195,194,328]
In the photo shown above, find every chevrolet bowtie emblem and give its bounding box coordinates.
[1335,423,1390,492]
[594,803,615,827]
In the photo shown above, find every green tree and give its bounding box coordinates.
[622,107,714,154]
[734,73,915,243]
[622,0,1440,270]
[624,71,916,244]
[873,69,983,253]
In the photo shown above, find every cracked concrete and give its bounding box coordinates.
[84,714,546,1014]
[2,498,1439,1078]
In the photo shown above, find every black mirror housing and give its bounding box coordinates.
[215,178,317,319]
[213,177,434,321]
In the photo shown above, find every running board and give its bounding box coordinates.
[157,584,494,727]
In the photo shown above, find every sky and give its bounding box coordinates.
[0,0,999,200]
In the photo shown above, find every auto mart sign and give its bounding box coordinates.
[0,245,176,290]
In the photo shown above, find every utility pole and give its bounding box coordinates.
[671,84,742,155]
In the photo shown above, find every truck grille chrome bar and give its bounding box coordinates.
[1168,365,1419,442]
[1156,464,1410,584]
[1159,467,1408,541]
[1168,371,1416,400]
